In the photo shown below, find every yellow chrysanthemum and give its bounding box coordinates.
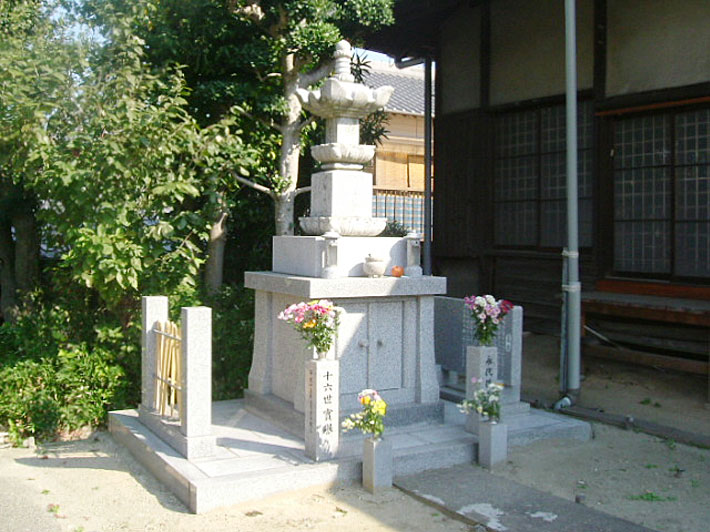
[302,320,316,329]
[372,399,387,416]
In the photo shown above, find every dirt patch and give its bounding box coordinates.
[522,334,710,438]
[0,433,473,532]
[495,423,710,532]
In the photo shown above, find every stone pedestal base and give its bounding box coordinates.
[477,421,507,468]
[138,406,215,459]
[500,400,530,420]
[245,272,446,415]
[465,411,481,435]
[272,236,406,278]
[363,437,392,493]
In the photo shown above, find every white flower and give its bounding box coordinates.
[485,295,496,305]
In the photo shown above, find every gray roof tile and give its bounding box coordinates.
[365,70,433,116]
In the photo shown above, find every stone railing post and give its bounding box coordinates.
[141,296,169,412]
[139,299,215,459]
[180,306,213,445]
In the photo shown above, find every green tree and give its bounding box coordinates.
[0,0,254,323]
[92,0,395,237]
[0,0,47,321]
[0,1,260,441]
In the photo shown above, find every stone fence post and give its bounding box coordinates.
[141,296,168,412]
[181,306,212,444]
[138,296,215,459]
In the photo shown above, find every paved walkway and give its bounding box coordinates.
[396,465,654,532]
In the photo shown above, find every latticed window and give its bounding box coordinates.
[493,101,594,248]
[612,108,709,279]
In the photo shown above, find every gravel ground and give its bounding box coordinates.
[2,420,709,532]
[1,333,707,532]
[497,423,710,532]
[0,432,472,532]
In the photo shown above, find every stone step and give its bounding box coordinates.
[109,400,590,514]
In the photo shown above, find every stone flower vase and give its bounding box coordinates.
[477,420,507,469]
[362,436,392,493]
[312,346,332,361]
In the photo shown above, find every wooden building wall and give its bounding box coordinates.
[432,0,710,329]
[373,113,426,191]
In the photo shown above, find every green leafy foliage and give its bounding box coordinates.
[2,2,256,321]
[205,284,255,400]
[0,307,130,442]
[380,219,408,237]
[86,0,395,235]
[0,2,256,441]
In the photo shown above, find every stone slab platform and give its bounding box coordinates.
[396,465,653,532]
[109,399,590,514]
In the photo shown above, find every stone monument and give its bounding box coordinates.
[245,41,447,446]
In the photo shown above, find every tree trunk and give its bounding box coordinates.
[11,207,39,293]
[275,52,303,236]
[205,210,228,296]
[274,192,296,236]
[0,217,18,323]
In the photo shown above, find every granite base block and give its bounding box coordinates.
[362,437,393,493]
[138,406,215,459]
[477,421,508,468]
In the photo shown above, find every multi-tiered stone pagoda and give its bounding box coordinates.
[245,41,446,443]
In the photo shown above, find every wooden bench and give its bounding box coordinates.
[581,286,710,402]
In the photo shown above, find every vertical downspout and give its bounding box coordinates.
[563,0,582,401]
[423,56,433,275]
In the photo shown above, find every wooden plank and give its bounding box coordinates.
[583,343,708,375]
[596,279,710,301]
[586,318,709,343]
[584,301,710,327]
[596,95,710,117]
[592,330,708,357]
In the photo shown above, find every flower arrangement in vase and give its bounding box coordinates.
[342,389,387,438]
[278,299,342,357]
[464,295,513,346]
[459,377,503,423]
[343,389,391,492]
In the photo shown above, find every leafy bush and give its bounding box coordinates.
[380,220,409,237]
[0,281,255,443]
[0,292,136,443]
[206,284,254,401]
[0,344,128,443]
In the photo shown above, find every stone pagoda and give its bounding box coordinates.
[245,41,446,449]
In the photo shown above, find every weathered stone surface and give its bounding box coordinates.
[272,236,407,278]
[305,359,340,461]
[477,421,508,468]
[362,437,393,492]
[141,296,168,412]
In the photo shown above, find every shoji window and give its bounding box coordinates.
[493,100,594,248]
[613,108,709,279]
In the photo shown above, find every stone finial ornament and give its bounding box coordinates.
[297,40,394,236]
